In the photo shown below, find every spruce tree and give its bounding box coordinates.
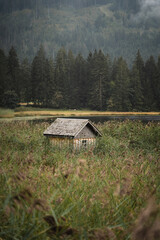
[0,49,8,106]
[156,56,160,110]
[89,50,109,110]
[31,45,46,105]
[144,56,157,110]
[7,46,20,100]
[65,49,75,108]
[54,47,67,108]
[73,53,87,109]
[130,63,144,111]
[86,51,94,108]
[134,50,145,81]
[108,57,131,111]
[44,58,55,107]
[20,58,31,103]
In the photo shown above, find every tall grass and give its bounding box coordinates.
[0,120,160,239]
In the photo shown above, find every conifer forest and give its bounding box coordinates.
[0,0,160,111]
[0,46,160,111]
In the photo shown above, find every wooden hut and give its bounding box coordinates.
[43,118,102,150]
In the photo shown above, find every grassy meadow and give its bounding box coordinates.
[0,120,160,239]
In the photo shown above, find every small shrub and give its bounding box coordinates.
[2,90,19,109]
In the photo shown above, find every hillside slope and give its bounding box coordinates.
[0,0,160,63]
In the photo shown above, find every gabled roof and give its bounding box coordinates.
[43,118,102,138]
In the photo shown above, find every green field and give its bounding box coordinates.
[0,120,160,239]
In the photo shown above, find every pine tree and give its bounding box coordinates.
[31,45,46,105]
[156,56,160,110]
[64,49,75,108]
[7,46,20,100]
[144,56,157,110]
[134,50,145,81]
[0,49,8,106]
[73,53,87,109]
[86,51,94,108]
[134,50,145,109]
[107,57,117,110]
[20,58,31,103]
[54,47,67,108]
[43,58,55,107]
[130,63,144,111]
[89,50,110,110]
[108,57,131,111]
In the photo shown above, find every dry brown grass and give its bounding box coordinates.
[13,110,160,118]
[1,107,160,119]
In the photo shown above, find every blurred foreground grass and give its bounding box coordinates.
[0,120,160,239]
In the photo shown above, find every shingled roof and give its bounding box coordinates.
[43,118,102,138]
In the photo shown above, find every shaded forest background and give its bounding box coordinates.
[0,46,160,111]
[0,0,160,64]
[0,0,160,111]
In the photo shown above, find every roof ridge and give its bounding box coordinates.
[43,118,101,137]
[74,120,89,138]
[57,118,89,121]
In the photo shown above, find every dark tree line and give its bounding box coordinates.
[0,45,160,111]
